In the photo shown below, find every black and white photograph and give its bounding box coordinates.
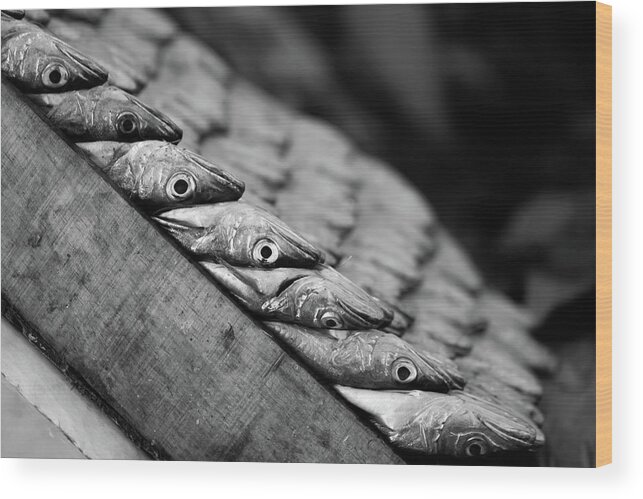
[1,2,607,469]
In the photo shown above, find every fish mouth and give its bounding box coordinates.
[337,294,394,329]
[264,218,324,266]
[379,301,413,335]
[55,42,108,86]
[129,97,183,144]
[153,206,207,233]
[483,418,544,449]
[415,350,466,391]
[183,150,245,199]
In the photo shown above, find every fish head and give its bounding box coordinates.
[436,392,545,458]
[96,87,183,143]
[336,387,543,457]
[153,203,320,267]
[126,144,244,211]
[262,274,393,329]
[378,336,465,391]
[7,22,108,92]
[230,205,323,268]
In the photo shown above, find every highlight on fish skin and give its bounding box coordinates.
[335,386,545,458]
[77,141,244,212]
[153,202,324,268]
[260,267,395,330]
[266,322,465,391]
[1,17,108,93]
[28,85,183,143]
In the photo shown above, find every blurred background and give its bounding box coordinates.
[3,3,596,467]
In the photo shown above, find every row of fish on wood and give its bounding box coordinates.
[1,8,551,460]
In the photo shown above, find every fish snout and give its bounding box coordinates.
[484,415,545,451]
[155,112,183,145]
[56,42,108,88]
[184,151,245,201]
[341,296,394,330]
[414,350,466,391]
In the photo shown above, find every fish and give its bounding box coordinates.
[28,85,183,143]
[154,203,323,268]
[77,141,244,212]
[403,313,474,356]
[201,262,393,330]
[261,265,394,329]
[456,337,543,399]
[56,9,107,24]
[24,10,50,25]
[2,10,24,19]
[336,386,544,458]
[463,373,545,427]
[476,291,557,373]
[265,322,465,391]
[98,8,178,44]
[1,19,107,93]
[47,18,146,93]
[380,302,414,335]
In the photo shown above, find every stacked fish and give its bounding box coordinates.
[2,9,551,461]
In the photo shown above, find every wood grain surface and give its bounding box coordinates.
[595,1,612,467]
[0,80,402,464]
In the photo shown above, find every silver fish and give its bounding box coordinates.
[154,203,323,268]
[201,262,392,329]
[28,85,183,143]
[47,18,145,93]
[263,265,394,329]
[77,141,244,212]
[336,386,544,458]
[266,322,464,391]
[24,10,50,25]
[463,374,545,427]
[1,19,107,92]
[456,338,543,399]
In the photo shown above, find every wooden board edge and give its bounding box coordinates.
[595,1,612,468]
[1,317,149,460]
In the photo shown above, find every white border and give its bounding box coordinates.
[1,0,641,496]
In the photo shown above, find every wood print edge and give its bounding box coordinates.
[595,0,612,467]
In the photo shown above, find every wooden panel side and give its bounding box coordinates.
[1,317,149,460]
[595,1,612,467]
[0,81,402,464]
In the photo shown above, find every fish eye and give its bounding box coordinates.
[252,239,279,265]
[166,173,196,201]
[42,63,69,89]
[117,112,140,137]
[465,439,488,457]
[320,311,343,329]
[391,358,418,384]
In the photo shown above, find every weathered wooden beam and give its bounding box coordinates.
[0,80,402,463]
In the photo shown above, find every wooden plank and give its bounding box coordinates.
[0,80,402,464]
[595,1,612,468]
[1,317,148,460]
